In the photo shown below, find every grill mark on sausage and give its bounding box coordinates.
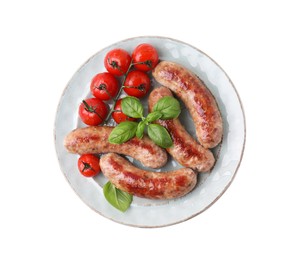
[159,119,201,160]
[127,138,155,155]
[75,134,100,144]
[175,175,188,187]
[108,156,124,172]
[120,174,170,198]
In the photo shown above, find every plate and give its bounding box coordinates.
[54,36,246,227]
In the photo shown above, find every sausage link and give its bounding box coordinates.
[64,126,167,168]
[100,153,197,200]
[148,87,215,172]
[152,61,223,148]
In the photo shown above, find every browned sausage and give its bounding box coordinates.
[148,87,215,172]
[99,153,197,200]
[152,61,223,148]
[64,126,167,168]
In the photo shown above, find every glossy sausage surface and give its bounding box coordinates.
[100,153,197,200]
[148,87,215,172]
[64,126,167,168]
[152,61,223,148]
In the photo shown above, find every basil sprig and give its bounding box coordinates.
[136,120,146,139]
[103,181,133,212]
[121,96,144,118]
[152,96,181,119]
[147,124,173,148]
[108,121,138,144]
[108,96,181,148]
[145,111,162,122]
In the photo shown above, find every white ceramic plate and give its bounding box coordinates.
[54,36,245,227]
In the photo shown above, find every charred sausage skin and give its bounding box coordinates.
[64,126,168,169]
[100,153,197,200]
[152,61,223,148]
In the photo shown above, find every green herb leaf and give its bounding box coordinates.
[146,111,163,123]
[147,124,173,148]
[121,96,144,118]
[103,181,133,212]
[108,121,138,144]
[136,120,146,139]
[152,96,181,119]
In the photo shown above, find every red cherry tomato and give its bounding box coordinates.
[112,99,137,124]
[132,43,159,72]
[90,72,119,100]
[123,70,151,98]
[78,98,108,126]
[77,154,100,177]
[104,48,131,76]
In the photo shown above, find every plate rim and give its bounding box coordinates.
[54,35,246,228]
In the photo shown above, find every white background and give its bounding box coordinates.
[1,0,303,259]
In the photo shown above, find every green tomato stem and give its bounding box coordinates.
[97,84,115,100]
[103,59,136,123]
[82,100,105,122]
[102,60,153,124]
[81,161,95,173]
[123,84,147,92]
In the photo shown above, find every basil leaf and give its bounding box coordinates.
[103,181,133,212]
[136,120,146,139]
[145,111,163,123]
[147,124,173,148]
[121,96,144,118]
[152,96,181,119]
[108,121,138,144]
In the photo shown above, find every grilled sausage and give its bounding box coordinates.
[100,153,197,200]
[148,87,215,172]
[152,61,223,148]
[64,126,167,168]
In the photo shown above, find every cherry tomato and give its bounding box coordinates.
[90,72,119,100]
[123,70,151,98]
[77,154,100,177]
[132,43,159,72]
[112,99,137,124]
[78,98,108,126]
[104,48,131,76]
